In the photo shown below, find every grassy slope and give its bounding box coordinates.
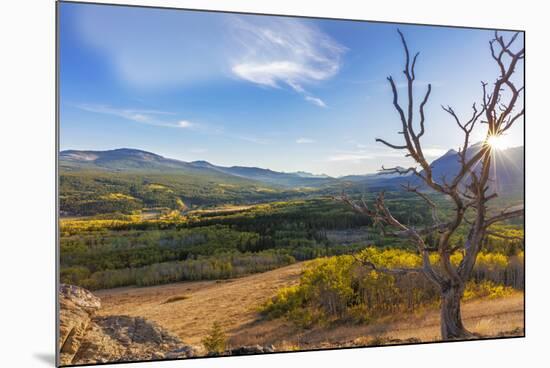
[95,262,523,349]
[95,262,303,345]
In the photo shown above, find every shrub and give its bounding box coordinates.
[261,247,523,327]
[463,280,514,301]
[202,322,227,355]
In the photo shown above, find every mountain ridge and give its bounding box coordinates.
[60,146,524,191]
[60,148,336,188]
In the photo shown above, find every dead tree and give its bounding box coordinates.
[337,30,524,339]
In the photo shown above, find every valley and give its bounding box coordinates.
[58,147,525,363]
[55,12,526,367]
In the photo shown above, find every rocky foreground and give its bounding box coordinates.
[58,284,198,366]
[59,283,524,365]
[58,284,282,366]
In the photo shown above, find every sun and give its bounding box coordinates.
[486,134,508,150]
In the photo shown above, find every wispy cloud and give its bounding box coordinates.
[304,96,327,108]
[77,104,195,129]
[327,146,449,163]
[328,153,373,162]
[177,120,194,128]
[296,137,315,144]
[75,9,344,106]
[232,134,271,145]
[326,147,407,163]
[77,103,273,145]
[229,17,345,107]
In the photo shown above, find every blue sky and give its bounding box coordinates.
[59,2,524,176]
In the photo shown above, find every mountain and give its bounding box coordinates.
[425,144,524,192]
[60,146,523,193]
[189,161,334,187]
[61,148,181,170]
[292,171,331,179]
[337,145,523,194]
[60,148,243,182]
[60,148,335,188]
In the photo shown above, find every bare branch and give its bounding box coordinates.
[486,231,524,241]
[337,30,523,336]
[375,138,407,150]
[485,207,524,227]
[418,84,432,138]
[379,166,418,176]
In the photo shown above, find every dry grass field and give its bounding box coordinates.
[95,262,304,345]
[95,262,524,350]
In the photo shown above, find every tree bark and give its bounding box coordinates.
[440,283,472,340]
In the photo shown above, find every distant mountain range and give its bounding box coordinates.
[60,145,524,192]
[60,148,335,188]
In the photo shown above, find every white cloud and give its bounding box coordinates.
[304,96,327,108]
[77,104,195,129]
[74,9,343,105]
[178,120,194,128]
[233,61,303,88]
[296,137,315,144]
[229,17,345,107]
[232,135,271,145]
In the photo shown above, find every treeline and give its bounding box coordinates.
[60,221,371,289]
[59,170,315,216]
[261,248,523,327]
[59,198,524,291]
[193,199,373,231]
[61,225,261,273]
[61,251,295,290]
[60,200,374,283]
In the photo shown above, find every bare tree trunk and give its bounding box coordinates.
[440,283,472,339]
[338,30,524,340]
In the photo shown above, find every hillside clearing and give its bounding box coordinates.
[96,262,524,349]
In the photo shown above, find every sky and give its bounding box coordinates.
[58,2,524,177]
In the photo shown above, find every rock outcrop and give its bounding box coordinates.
[58,284,197,366]
[227,344,276,355]
[59,284,102,365]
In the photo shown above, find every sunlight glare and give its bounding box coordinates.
[486,135,508,150]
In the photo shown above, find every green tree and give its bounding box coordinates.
[201,322,227,355]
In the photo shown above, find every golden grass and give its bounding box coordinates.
[96,263,523,349]
[95,262,304,345]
